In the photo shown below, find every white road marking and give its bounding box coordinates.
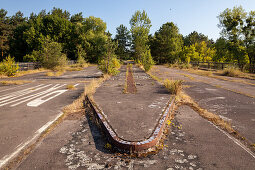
[27,90,68,107]
[9,84,66,107]
[0,112,64,168]
[209,121,255,159]
[0,84,64,107]
[0,84,51,103]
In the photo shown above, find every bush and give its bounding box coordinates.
[164,79,183,95]
[98,57,121,75]
[0,55,19,76]
[23,39,67,70]
[179,63,192,69]
[221,67,243,77]
[142,49,154,72]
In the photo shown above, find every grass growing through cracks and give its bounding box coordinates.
[164,79,183,95]
[67,84,76,90]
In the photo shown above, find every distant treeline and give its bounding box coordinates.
[0,6,254,68]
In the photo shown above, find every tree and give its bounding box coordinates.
[0,9,11,60]
[218,6,249,65]
[70,12,84,23]
[115,24,131,60]
[150,22,183,64]
[184,31,213,47]
[83,16,108,63]
[50,7,70,20]
[213,37,231,62]
[25,38,67,70]
[243,11,255,66]
[98,37,120,75]
[130,10,151,62]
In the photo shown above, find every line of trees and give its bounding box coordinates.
[0,6,254,72]
[114,6,254,71]
[0,7,113,64]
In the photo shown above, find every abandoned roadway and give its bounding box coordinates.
[0,66,101,168]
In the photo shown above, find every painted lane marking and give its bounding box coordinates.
[9,84,66,107]
[209,121,255,159]
[0,84,45,100]
[27,83,79,107]
[0,84,51,103]
[0,84,65,107]
[0,112,64,168]
[27,90,67,107]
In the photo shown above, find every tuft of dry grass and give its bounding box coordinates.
[64,74,109,114]
[0,80,32,85]
[221,67,244,77]
[46,71,65,77]
[164,79,183,95]
[66,84,76,90]
[85,75,110,97]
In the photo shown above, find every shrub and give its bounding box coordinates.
[23,39,67,71]
[179,63,192,69]
[221,67,243,77]
[0,55,19,76]
[164,79,183,95]
[98,57,121,75]
[142,49,154,72]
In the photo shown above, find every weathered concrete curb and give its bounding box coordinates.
[85,95,175,152]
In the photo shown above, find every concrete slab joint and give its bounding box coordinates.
[85,95,175,152]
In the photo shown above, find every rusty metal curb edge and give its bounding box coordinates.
[85,95,175,152]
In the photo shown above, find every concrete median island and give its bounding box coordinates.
[86,65,175,152]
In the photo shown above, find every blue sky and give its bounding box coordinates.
[1,0,254,40]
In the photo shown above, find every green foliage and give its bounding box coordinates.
[130,10,151,61]
[25,39,67,70]
[184,31,213,47]
[150,22,183,64]
[98,38,120,75]
[180,41,215,63]
[98,57,120,75]
[218,6,254,66]
[115,24,131,60]
[0,55,19,76]
[142,49,154,72]
[40,40,67,70]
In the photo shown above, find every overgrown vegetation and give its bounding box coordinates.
[98,37,121,75]
[0,55,19,76]
[164,79,183,95]
[221,67,244,77]
[0,6,254,73]
[0,80,31,85]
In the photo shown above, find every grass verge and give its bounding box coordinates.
[0,80,32,85]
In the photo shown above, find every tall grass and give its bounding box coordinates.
[221,67,243,77]
[164,79,183,95]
